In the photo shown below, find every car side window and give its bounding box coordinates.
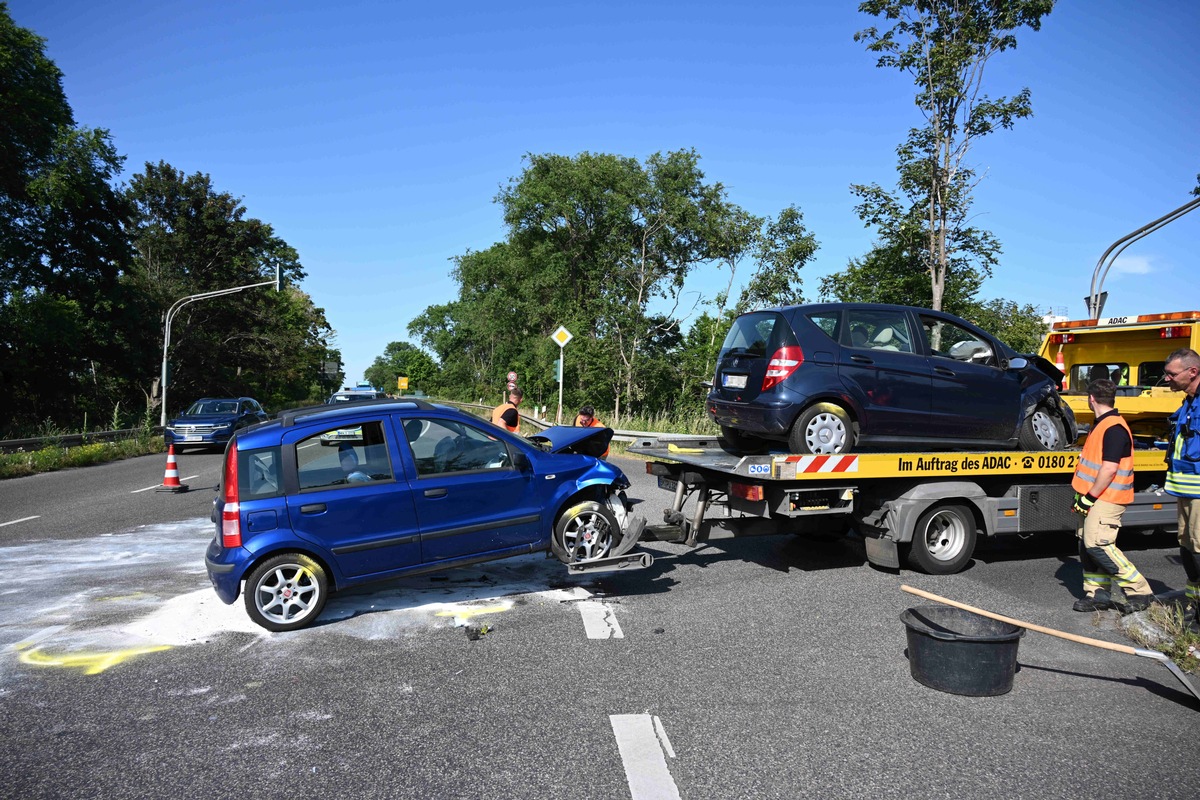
[296,420,393,490]
[239,446,282,499]
[404,417,512,476]
[807,312,839,342]
[845,309,915,354]
[920,315,994,365]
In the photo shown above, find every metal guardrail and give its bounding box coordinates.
[0,427,163,455]
[430,399,660,443]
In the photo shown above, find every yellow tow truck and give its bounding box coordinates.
[1037,310,1198,439]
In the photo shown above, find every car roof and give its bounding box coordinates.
[750,302,945,316]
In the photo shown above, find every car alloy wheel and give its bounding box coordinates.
[552,500,618,563]
[244,553,329,632]
[790,403,855,455]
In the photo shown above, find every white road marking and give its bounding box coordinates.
[131,474,200,493]
[0,516,40,527]
[578,600,624,639]
[610,714,681,800]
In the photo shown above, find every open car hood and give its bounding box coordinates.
[527,425,614,457]
[1022,354,1065,384]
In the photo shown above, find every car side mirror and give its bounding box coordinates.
[513,450,532,473]
[701,381,713,390]
[1006,357,1028,370]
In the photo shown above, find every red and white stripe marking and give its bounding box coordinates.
[775,454,859,473]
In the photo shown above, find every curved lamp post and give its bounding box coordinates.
[159,269,279,427]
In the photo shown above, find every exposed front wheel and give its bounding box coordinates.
[1018,406,1065,451]
[244,553,330,632]
[789,403,855,455]
[907,504,977,575]
[551,500,619,564]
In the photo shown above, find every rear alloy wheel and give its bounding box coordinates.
[907,504,977,575]
[1018,406,1065,451]
[720,426,765,454]
[789,403,855,455]
[244,553,329,632]
[551,500,619,564]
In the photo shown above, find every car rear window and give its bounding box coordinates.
[806,312,838,341]
[718,312,795,359]
[240,446,283,499]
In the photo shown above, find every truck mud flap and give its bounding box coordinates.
[864,535,900,570]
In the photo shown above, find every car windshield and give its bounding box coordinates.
[187,400,238,415]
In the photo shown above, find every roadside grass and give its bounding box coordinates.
[1126,601,1200,675]
[0,430,165,480]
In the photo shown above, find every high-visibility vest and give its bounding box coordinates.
[1166,393,1200,498]
[573,415,609,458]
[1072,413,1134,503]
[491,402,520,433]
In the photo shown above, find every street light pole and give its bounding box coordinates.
[159,268,280,427]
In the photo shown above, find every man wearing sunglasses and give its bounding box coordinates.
[1163,347,1200,631]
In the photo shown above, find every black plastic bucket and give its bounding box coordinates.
[901,606,1025,696]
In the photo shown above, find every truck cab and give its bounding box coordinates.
[1038,310,1198,439]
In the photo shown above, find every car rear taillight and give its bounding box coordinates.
[762,345,804,391]
[221,442,242,548]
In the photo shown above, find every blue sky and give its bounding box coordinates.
[11,0,1199,383]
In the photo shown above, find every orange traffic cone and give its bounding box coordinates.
[1055,348,1067,391]
[156,444,189,493]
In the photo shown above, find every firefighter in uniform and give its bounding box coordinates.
[491,387,523,433]
[1163,347,1200,631]
[1070,378,1157,613]
[573,405,609,459]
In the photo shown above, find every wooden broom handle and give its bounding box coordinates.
[901,584,1138,656]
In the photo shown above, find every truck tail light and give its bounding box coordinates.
[731,482,764,501]
[221,442,242,548]
[762,346,804,391]
[1049,333,1075,345]
[1161,326,1191,339]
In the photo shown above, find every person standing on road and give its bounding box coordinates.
[491,387,523,433]
[1070,378,1157,613]
[1162,347,1200,631]
[573,405,610,459]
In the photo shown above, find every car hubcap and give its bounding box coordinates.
[1032,410,1060,448]
[561,511,614,561]
[924,512,965,562]
[805,413,847,454]
[256,565,319,625]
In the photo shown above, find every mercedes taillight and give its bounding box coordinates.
[762,345,804,391]
[221,442,242,548]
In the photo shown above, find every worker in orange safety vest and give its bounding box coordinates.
[491,387,523,433]
[573,405,609,459]
[1069,378,1157,614]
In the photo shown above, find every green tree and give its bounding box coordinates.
[0,4,132,433]
[855,0,1054,310]
[365,341,438,395]
[123,162,332,414]
[736,205,819,313]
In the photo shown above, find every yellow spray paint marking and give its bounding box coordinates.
[95,592,150,602]
[15,643,172,675]
[435,603,510,626]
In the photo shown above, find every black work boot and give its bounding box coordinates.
[1073,589,1115,612]
[1116,593,1158,615]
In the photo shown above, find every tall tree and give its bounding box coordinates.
[0,4,131,433]
[364,341,438,395]
[855,0,1054,310]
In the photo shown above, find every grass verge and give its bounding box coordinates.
[0,431,165,479]
[1125,600,1200,675]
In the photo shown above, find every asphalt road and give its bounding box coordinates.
[0,451,1197,799]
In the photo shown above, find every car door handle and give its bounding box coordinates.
[299,503,326,514]
[424,488,448,498]
[934,367,957,377]
[849,354,874,364]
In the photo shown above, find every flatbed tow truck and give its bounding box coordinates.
[629,436,1178,574]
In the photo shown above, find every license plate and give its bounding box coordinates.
[722,373,747,389]
[182,436,201,442]
[657,477,679,492]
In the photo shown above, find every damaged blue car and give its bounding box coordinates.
[204,398,647,631]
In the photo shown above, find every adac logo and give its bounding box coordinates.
[1022,456,1035,469]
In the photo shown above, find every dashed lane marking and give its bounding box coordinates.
[610,714,681,800]
[0,516,40,527]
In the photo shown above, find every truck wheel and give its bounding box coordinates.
[720,426,765,454]
[789,403,855,455]
[1018,406,1065,451]
[907,504,977,575]
[244,553,329,632]
[552,500,618,564]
